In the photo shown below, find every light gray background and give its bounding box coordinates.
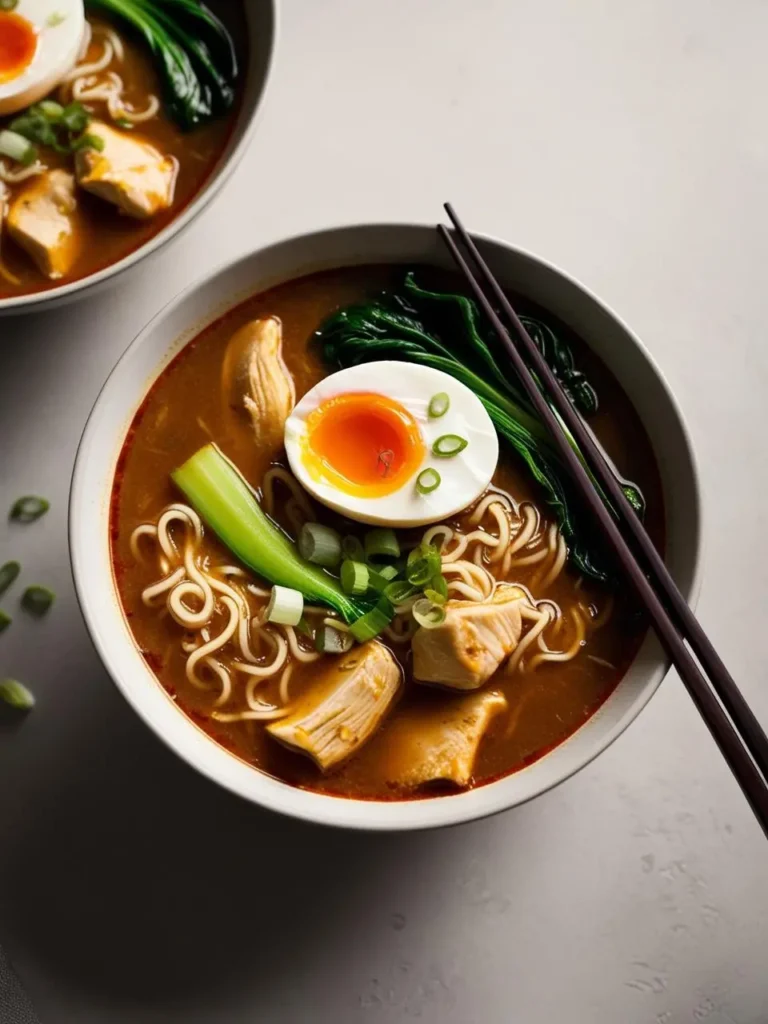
[1,0,767,1021]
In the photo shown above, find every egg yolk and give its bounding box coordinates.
[302,392,426,498]
[0,13,37,84]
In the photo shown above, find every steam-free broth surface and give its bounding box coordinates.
[111,266,664,799]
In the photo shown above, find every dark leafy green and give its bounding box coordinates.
[86,0,239,130]
[317,274,646,583]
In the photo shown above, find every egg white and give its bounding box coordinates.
[0,0,86,118]
[285,361,499,528]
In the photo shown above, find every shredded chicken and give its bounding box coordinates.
[267,641,401,770]
[75,121,177,219]
[6,170,79,279]
[381,690,508,787]
[412,586,526,690]
[221,317,296,450]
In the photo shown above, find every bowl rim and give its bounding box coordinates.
[0,1,278,316]
[69,222,703,831]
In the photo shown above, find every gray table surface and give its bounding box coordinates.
[2,1,767,1021]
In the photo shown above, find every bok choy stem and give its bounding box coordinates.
[172,445,368,623]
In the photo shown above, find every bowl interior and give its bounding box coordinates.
[0,2,276,316]
[70,224,702,830]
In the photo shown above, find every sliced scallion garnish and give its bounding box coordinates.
[412,598,446,630]
[364,528,400,561]
[432,434,468,458]
[0,561,20,598]
[266,585,304,626]
[316,624,355,654]
[406,543,441,587]
[9,496,49,523]
[21,585,54,617]
[342,535,365,562]
[298,522,342,568]
[428,392,450,418]
[0,129,36,166]
[38,99,64,120]
[415,468,440,495]
[423,587,447,606]
[341,559,370,596]
[349,595,394,642]
[430,573,449,602]
[0,679,35,711]
[384,580,417,605]
[0,610,11,633]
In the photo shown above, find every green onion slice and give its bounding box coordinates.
[367,564,399,593]
[316,624,354,654]
[412,598,447,630]
[415,468,441,495]
[10,496,49,523]
[0,679,35,711]
[21,585,54,617]
[298,522,342,567]
[384,580,417,605]
[266,585,304,626]
[38,99,64,120]
[0,561,20,598]
[341,535,365,562]
[349,595,394,643]
[341,559,370,596]
[423,587,447,606]
[406,543,442,587]
[0,610,10,633]
[432,434,468,458]
[428,392,450,418]
[0,129,36,166]
[364,528,400,560]
[430,573,449,601]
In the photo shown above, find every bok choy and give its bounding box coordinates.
[172,445,370,623]
[86,0,238,130]
[316,273,645,584]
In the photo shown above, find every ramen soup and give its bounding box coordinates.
[0,1,243,298]
[111,266,664,800]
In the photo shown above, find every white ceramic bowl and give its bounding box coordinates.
[0,2,277,316]
[70,224,702,831]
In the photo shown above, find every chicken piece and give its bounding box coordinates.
[75,121,177,219]
[381,690,507,788]
[221,317,296,450]
[412,586,526,690]
[267,642,401,770]
[6,170,79,279]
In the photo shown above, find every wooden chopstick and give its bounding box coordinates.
[438,205,768,838]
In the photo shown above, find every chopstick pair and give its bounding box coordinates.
[438,203,768,838]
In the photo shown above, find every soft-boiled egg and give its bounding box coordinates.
[285,361,499,527]
[0,1,85,118]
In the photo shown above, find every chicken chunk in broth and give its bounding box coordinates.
[111,265,664,800]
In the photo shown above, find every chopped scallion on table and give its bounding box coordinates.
[0,561,21,598]
[0,679,35,711]
[9,496,49,523]
[21,585,55,617]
